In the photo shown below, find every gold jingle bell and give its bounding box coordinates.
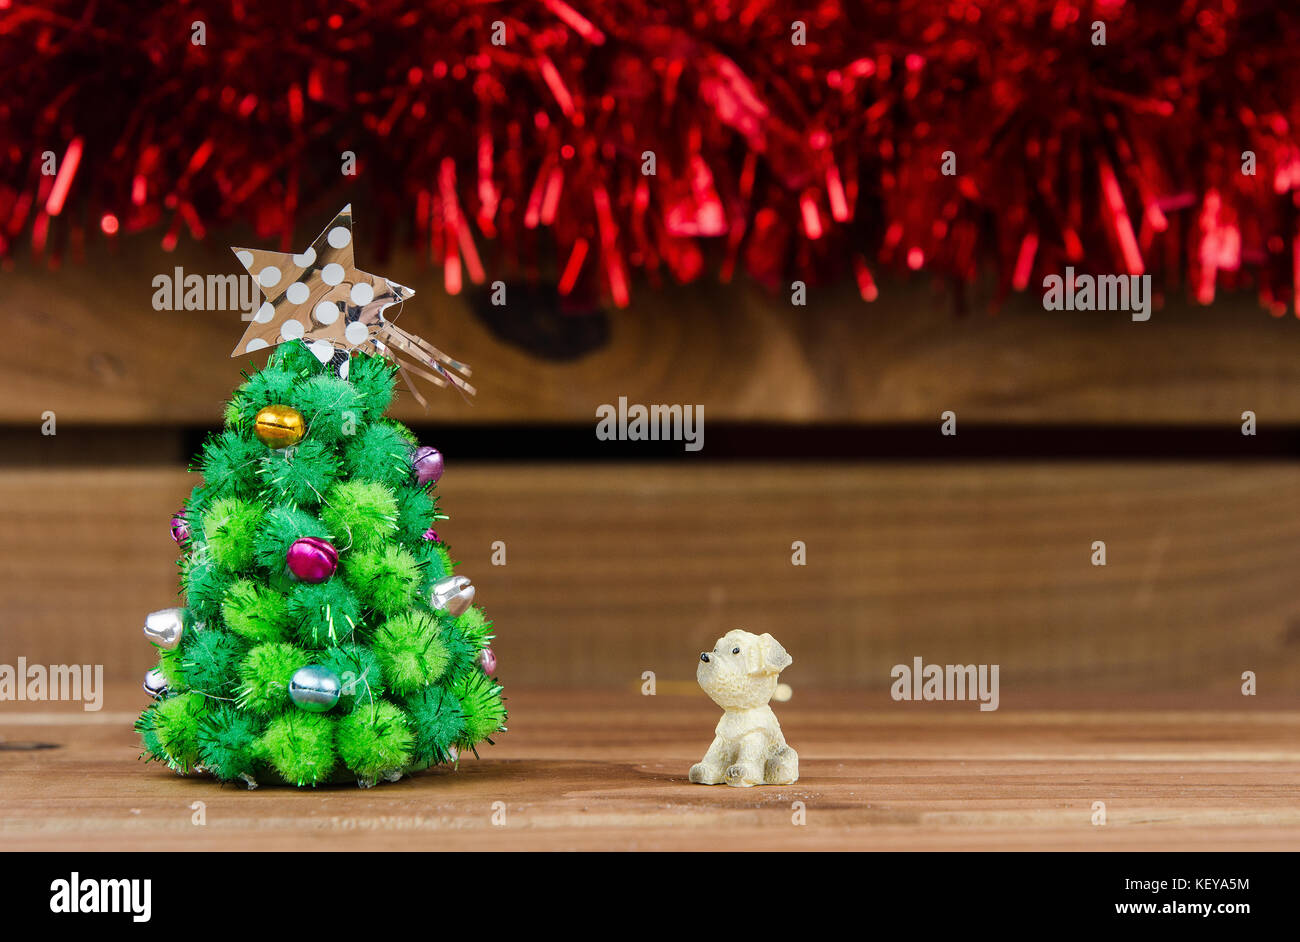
[254,404,306,448]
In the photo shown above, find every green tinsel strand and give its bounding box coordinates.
[222,580,291,643]
[294,374,362,443]
[414,541,455,595]
[258,439,340,507]
[197,429,264,499]
[404,686,466,766]
[181,552,231,623]
[383,419,419,445]
[346,353,397,419]
[344,544,421,617]
[453,607,495,651]
[372,416,410,445]
[393,484,437,545]
[201,497,264,572]
[372,611,449,695]
[156,646,188,691]
[265,568,298,596]
[343,422,412,490]
[453,669,506,747]
[135,705,166,763]
[196,704,263,781]
[336,700,414,778]
[253,506,331,571]
[237,641,308,715]
[320,480,398,552]
[180,629,250,696]
[259,712,337,786]
[244,364,301,401]
[183,485,210,526]
[318,644,385,711]
[231,368,301,427]
[223,396,246,433]
[438,621,478,678]
[269,339,325,375]
[287,580,362,648]
[149,691,211,773]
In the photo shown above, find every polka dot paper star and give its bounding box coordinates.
[229,205,473,401]
[230,203,413,364]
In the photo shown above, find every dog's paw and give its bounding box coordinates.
[724,764,756,787]
[763,768,798,786]
[689,763,717,784]
[764,748,799,785]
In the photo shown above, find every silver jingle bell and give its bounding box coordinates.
[430,575,475,617]
[143,608,190,650]
[288,665,342,713]
[143,668,169,700]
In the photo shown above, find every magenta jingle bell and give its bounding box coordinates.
[286,537,338,583]
[170,511,191,546]
[412,445,444,485]
[422,527,439,542]
[480,647,497,675]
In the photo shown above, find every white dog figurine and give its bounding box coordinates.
[689,629,798,787]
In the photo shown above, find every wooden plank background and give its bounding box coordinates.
[6,236,1300,426]
[4,243,1299,694]
[3,462,1298,693]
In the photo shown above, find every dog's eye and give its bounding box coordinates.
[732,647,740,654]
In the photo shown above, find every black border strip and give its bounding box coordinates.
[2,423,1298,465]
[7,851,1283,925]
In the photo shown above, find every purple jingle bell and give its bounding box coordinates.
[170,511,191,547]
[479,647,497,675]
[412,445,444,486]
[422,527,440,542]
[287,537,338,584]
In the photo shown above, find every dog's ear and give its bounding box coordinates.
[752,633,791,675]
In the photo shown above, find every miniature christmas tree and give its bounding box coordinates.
[135,207,504,788]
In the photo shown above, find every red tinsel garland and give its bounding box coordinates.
[2,0,1299,313]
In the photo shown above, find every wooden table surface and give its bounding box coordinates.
[2,687,1298,851]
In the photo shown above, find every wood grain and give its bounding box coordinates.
[6,235,1300,424]
[1,688,1297,851]
[3,463,1300,691]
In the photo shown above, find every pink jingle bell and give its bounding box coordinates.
[287,537,338,584]
[479,647,497,675]
[422,527,439,542]
[170,511,191,546]
[412,445,444,486]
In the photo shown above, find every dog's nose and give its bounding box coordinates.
[700,653,710,663]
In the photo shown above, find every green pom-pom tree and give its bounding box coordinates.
[138,342,504,787]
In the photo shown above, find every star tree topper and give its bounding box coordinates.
[231,204,473,402]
